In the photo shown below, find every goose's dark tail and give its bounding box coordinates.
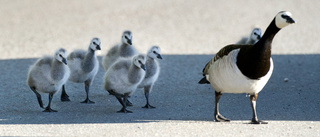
[198,77,210,84]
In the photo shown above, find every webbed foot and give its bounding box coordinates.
[81,98,95,104]
[61,94,70,102]
[117,108,133,113]
[250,119,268,124]
[142,104,155,109]
[43,107,57,112]
[215,114,230,122]
[126,99,133,106]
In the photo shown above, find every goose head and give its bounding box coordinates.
[147,46,162,59]
[250,28,262,41]
[133,54,146,71]
[275,11,295,29]
[90,37,101,51]
[55,48,68,65]
[121,31,133,45]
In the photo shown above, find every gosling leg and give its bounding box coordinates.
[30,87,44,109]
[61,85,70,102]
[81,83,95,104]
[43,92,57,112]
[114,93,132,113]
[142,85,155,108]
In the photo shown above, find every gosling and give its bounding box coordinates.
[102,30,138,71]
[236,28,262,45]
[61,38,101,103]
[27,48,70,112]
[104,55,146,113]
[138,46,162,108]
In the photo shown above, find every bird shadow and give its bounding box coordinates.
[0,54,319,125]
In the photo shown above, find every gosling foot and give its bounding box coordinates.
[81,98,95,104]
[142,103,155,109]
[117,108,133,113]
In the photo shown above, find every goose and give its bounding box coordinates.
[61,38,101,103]
[102,30,138,71]
[104,54,146,113]
[27,48,70,112]
[198,11,295,124]
[138,46,162,108]
[236,28,262,45]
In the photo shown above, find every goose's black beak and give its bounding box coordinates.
[282,15,295,24]
[157,54,163,59]
[257,35,261,40]
[128,39,132,45]
[96,45,101,50]
[141,64,146,71]
[62,58,67,65]
[287,17,295,24]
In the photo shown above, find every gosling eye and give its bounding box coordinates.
[124,36,128,39]
[59,54,63,58]
[93,42,97,45]
[153,51,156,54]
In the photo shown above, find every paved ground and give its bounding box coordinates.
[0,0,319,136]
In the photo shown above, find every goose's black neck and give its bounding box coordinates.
[236,18,280,79]
[255,18,280,50]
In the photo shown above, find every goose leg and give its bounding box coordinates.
[142,85,155,108]
[114,93,132,113]
[61,85,70,102]
[214,91,230,122]
[249,94,267,124]
[30,87,44,109]
[126,98,133,106]
[81,83,95,104]
[43,92,57,112]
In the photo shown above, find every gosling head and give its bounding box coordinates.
[121,30,132,45]
[55,48,68,65]
[133,54,146,71]
[250,28,262,41]
[275,11,295,29]
[147,46,162,60]
[90,37,101,51]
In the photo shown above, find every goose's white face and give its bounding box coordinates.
[148,46,162,59]
[55,48,68,65]
[90,38,101,51]
[275,11,295,29]
[250,28,262,41]
[122,32,132,45]
[133,55,146,70]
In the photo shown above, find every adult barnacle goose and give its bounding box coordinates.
[199,11,295,124]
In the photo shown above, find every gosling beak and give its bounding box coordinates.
[127,39,132,45]
[62,58,67,65]
[141,64,146,71]
[157,54,163,59]
[96,45,101,50]
[257,35,261,40]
